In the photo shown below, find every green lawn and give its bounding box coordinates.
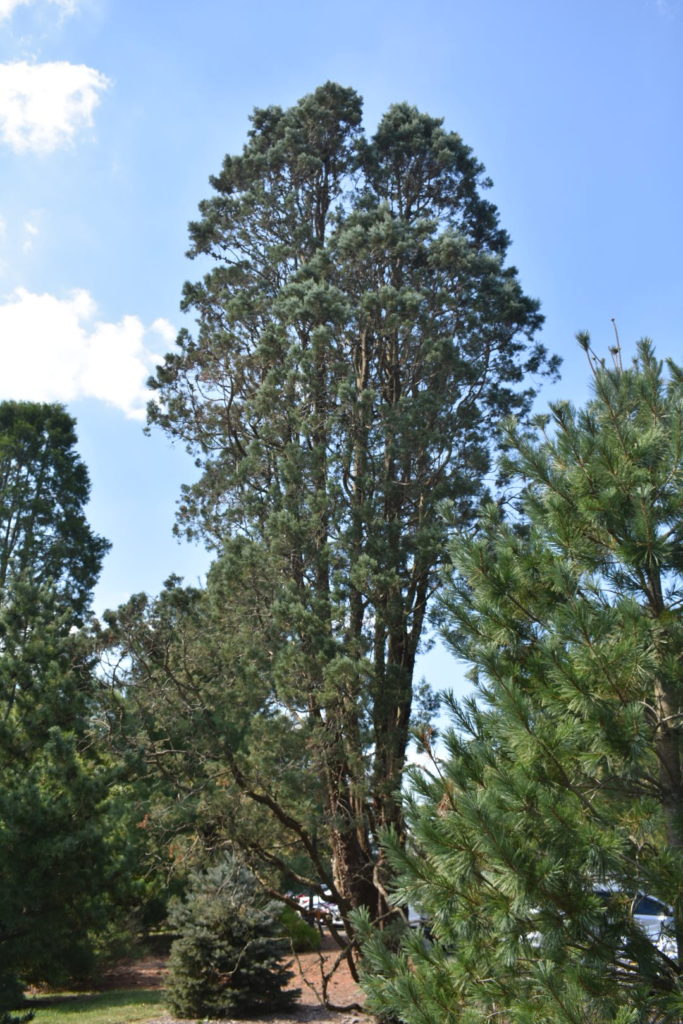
[25,987,166,1024]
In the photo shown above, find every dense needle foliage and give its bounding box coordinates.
[122,81,557,930]
[0,402,109,621]
[0,403,112,1012]
[359,340,683,1024]
[166,854,299,1019]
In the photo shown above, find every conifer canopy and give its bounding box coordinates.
[359,339,683,1024]
[126,81,556,935]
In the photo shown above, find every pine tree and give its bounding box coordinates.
[104,575,329,898]
[0,402,109,621]
[358,339,683,1024]
[139,82,556,929]
[0,583,114,989]
[166,854,299,1019]
[0,404,112,1009]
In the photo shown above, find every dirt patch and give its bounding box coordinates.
[99,934,371,1024]
[288,935,364,1010]
[99,955,168,991]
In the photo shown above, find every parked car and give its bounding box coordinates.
[527,887,677,960]
[293,889,343,929]
[597,888,676,959]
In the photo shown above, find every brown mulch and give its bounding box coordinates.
[99,934,372,1024]
[98,955,168,991]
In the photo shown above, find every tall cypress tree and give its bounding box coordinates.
[143,82,556,929]
[359,339,683,1024]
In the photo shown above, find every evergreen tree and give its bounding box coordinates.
[0,404,112,1009]
[358,339,683,1024]
[166,853,299,1019]
[0,402,109,621]
[0,584,112,986]
[103,576,327,896]
[140,82,556,932]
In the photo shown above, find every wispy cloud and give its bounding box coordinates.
[655,0,680,17]
[0,0,78,21]
[0,61,110,154]
[22,219,39,252]
[0,287,173,419]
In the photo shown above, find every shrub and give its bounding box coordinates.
[0,967,32,1024]
[166,854,300,1019]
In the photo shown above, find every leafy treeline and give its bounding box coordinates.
[105,81,555,956]
[359,340,683,1024]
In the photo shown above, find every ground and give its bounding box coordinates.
[100,934,372,1024]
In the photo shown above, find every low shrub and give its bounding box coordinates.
[166,854,300,1019]
[0,966,32,1024]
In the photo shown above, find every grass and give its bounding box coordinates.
[24,988,165,1024]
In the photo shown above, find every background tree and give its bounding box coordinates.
[0,402,109,620]
[0,403,114,1010]
[359,339,683,1024]
[0,585,111,983]
[139,82,556,931]
[103,574,329,895]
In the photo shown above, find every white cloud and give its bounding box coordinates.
[0,61,110,154]
[0,287,174,419]
[0,0,77,21]
[151,318,176,344]
[0,0,24,16]
[22,219,38,252]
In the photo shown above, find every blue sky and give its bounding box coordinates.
[0,0,681,697]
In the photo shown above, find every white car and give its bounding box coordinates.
[294,889,343,928]
[527,887,677,960]
[597,889,677,959]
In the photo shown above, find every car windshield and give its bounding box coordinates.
[634,895,668,917]
[593,890,669,918]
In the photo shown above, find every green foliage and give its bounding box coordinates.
[166,854,300,1019]
[101,575,328,899]
[0,585,113,990]
[0,965,32,1024]
[0,404,114,1009]
[359,340,683,1023]
[124,81,555,926]
[0,1012,32,1024]
[280,905,322,953]
[0,402,109,620]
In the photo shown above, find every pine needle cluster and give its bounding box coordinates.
[359,340,683,1024]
